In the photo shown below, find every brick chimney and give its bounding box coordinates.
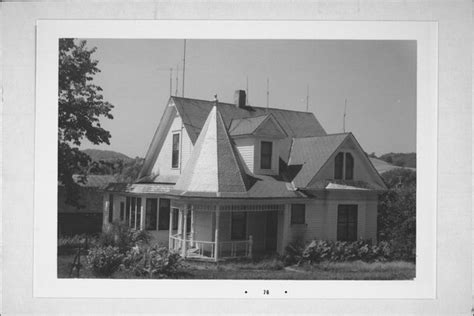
[234,90,246,108]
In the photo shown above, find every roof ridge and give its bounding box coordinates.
[293,133,350,140]
[171,96,316,115]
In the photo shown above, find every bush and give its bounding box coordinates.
[86,246,124,277]
[284,239,392,265]
[99,221,151,252]
[122,244,184,278]
[58,234,98,255]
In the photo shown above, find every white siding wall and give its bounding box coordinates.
[234,137,255,173]
[150,114,193,178]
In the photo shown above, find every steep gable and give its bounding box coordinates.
[229,114,286,139]
[173,106,252,194]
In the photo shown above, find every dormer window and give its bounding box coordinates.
[260,141,273,169]
[334,152,354,180]
[171,132,180,168]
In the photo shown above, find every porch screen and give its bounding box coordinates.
[337,205,358,241]
[130,197,136,228]
[136,198,142,230]
[120,202,125,221]
[145,198,157,230]
[158,198,171,230]
[125,197,130,222]
[108,194,114,223]
[231,212,247,240]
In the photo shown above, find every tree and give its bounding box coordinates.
[377,168,416,261]
[58,39,114,206]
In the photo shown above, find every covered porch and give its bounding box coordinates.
[168,201,285,261]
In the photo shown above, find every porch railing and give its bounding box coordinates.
[169,233,253,261]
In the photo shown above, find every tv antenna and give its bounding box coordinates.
[175,65,179,96]
[343,98,347,133]
[169,68,173,96]
[182,39,186,97]
[266,78,270,109]
[306,85,309,112]
[246,76,249,105]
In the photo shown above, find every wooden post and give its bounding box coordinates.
[214,209,220,261]
[182,207,188,257]
[140,198,145,231]
[248,235,253,259]
[190,206,194,248]
[169,207,174,249]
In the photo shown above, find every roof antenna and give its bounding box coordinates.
[214,94,218,103]
[175,65,179,96]
[306,84,309,112]
[182,39,186,97]
[266,78,270,109]
[169,67,173,96]
[343,98,347,133]
[246,76,249,105]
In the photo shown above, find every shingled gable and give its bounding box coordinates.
[171,96,326,144]
[172,105,252,195]
[288,133,387,190]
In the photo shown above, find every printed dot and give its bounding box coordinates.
[284,291,287,294]
[244,291,247,294]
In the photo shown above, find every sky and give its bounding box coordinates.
[79,39,416,158]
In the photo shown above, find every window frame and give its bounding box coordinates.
[337,204,358,242]
[171,132,180,169]
[334,152,344,180]
[290,203,306,225]
[345,152,354,180]
[120,202,125,221]
[260,140,273,170]
[108,194,114,223]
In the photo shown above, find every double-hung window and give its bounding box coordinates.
[291,204,306,224]
[260,141,272,169]
[172,133,180,168]
[337,205,358,241]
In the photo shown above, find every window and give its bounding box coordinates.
[158,198,171,230]
[145,198,157,230]
[136,198,142,230]
[291,204,306,224]
[345,153,354,180]
[337,205,358,241]
[125,197,130,222]
[334,152,344,179]
[172,133,180,168]
[130,197,136,228]
[231,212,247,240]
[120,202,125,221]
[108,194,114,223]
[260,141,272,169]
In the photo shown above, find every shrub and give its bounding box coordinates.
[122,245,184,278]
[99,221,151,252]
[58,234,98,255]
[86,246,124,277]
[284,239,393,265]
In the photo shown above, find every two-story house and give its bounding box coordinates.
[103,90,387,261]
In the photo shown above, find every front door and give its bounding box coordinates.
[265,211,278,252]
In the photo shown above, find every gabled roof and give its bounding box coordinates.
[171,97,326,144]
[228,114,286,138]
[288,133,349,188]
[173,105,254,194]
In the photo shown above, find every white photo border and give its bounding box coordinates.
[34,20,437,299]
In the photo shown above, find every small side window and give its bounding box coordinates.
[291,204,306,224]
[172,133,180,168]
[260,141,273,169]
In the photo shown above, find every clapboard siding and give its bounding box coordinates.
[234,138,255,172]
[151,114,193,178]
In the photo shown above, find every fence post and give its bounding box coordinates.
[248,235,253,259]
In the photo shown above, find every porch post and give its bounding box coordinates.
[140,197,145,231]
[190,205,194,247]
[169,207,174,249]
[103,195,109,230]
[214,207,220,261]
[182,206,189,258]
[177,208,183,237]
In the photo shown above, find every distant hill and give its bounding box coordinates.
[378,153,416,168]
[369,157,415,175]
[82,149,133,162]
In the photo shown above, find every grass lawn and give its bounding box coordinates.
[58,254,415,280]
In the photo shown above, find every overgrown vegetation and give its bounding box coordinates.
[283,240,392,266]
[122,245,184,278]
[378,168,416,261]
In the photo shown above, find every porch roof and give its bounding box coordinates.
[103,182,174,194]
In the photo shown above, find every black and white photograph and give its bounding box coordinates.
[57,38,417,281]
